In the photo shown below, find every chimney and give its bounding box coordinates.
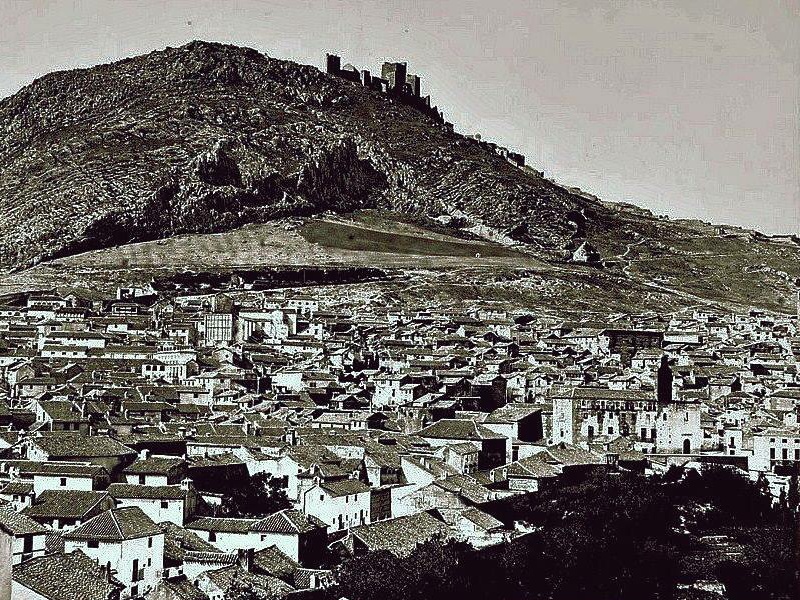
[180,478,191,492]
[139,448,150,460]
[284,428,298,446]
[237,548,255,573]
[99,562,114,583]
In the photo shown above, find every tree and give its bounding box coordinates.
[220,472,291,517]
[787,474,799,513]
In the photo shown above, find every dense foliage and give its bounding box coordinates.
[219,472,292,518]
[328,467,797,600]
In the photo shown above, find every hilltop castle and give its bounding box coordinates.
[325,54,526,169]
[325,53,446,125]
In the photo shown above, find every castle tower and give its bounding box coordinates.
[381,61,408,93]
[406,73,421,97]
[657,355,673,404]
[326,53,341,75]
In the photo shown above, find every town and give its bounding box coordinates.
[0,282,798,599]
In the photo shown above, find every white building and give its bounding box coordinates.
[63,506,164,600]
[0,504,47,566]
[107,481,198,526]
[298,478,371,531]
[186,509,327,563]
[751,428,800,472]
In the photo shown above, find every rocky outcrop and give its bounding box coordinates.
[296,139,386,212]
[195,141,243,187]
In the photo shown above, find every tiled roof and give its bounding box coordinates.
[418,419,505,441]
[552,387,653,401]
[31,434,136,458]
[484,404,541,424]
[252,509,327,534]
[23,490,111,520]
[22,461,108,478]
[12,550,124,600]
[0,480,34,495]
[458,507,504,531]
[127,454,190,473]
[107,483,186,500]
[253,545,299,581]
[159,521,219,563]
[445,442,479,455]
[63,506,161,541]
[187,516,258,534]
[320,479,371,497]
[184,550,237,565]
[0,502,47,536]
[38,400,86,423]
[433,474,494,504]
[350,512,450,557]
[202,564,295,598]
[45,531,64,554]
[506,455,561,479]
[148,577,208,600]
[541,443,605,467]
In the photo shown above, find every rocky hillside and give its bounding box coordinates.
[1,41,799,315]
[0,40,606,269]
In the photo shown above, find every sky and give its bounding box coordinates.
[1,0,798,234]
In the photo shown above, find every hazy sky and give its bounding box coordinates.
[1,0,798,233]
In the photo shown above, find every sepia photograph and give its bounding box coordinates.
[0,1,798,599]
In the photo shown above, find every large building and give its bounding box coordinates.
[552,359,702,453]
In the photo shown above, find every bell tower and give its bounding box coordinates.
[657,355,673,404]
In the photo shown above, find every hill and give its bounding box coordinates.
[0,41,798,313]
[0,40,593,268]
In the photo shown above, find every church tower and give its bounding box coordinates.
[657,355,673,404]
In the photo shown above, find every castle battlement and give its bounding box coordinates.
[325,54,526,168]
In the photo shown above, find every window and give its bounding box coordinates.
[148,537,153,548]
[59,478,67,487]
[88,540,99,549]
[770,448,776,459]
[160,500,169,509]
[139,475,146,485]
[208,531,216,542]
